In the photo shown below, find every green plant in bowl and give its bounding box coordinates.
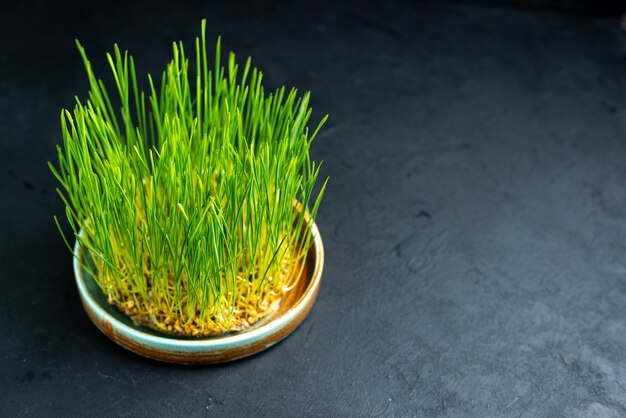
[50,20,327,339]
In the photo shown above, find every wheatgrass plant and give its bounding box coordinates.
[50,21,327,336]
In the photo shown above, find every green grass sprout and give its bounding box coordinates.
[50,20,328,336]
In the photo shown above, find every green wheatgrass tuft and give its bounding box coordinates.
[49,20,328,336]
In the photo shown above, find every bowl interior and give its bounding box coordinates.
[77,229,316,341]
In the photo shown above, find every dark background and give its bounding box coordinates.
[2,0,626,416]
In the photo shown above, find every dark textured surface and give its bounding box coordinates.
[2,1,626,416]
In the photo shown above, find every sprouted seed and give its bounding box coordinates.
[49,20,328,336]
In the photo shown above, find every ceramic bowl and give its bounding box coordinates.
[73,222,324,364]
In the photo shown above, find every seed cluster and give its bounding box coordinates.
[99,246,298,336]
